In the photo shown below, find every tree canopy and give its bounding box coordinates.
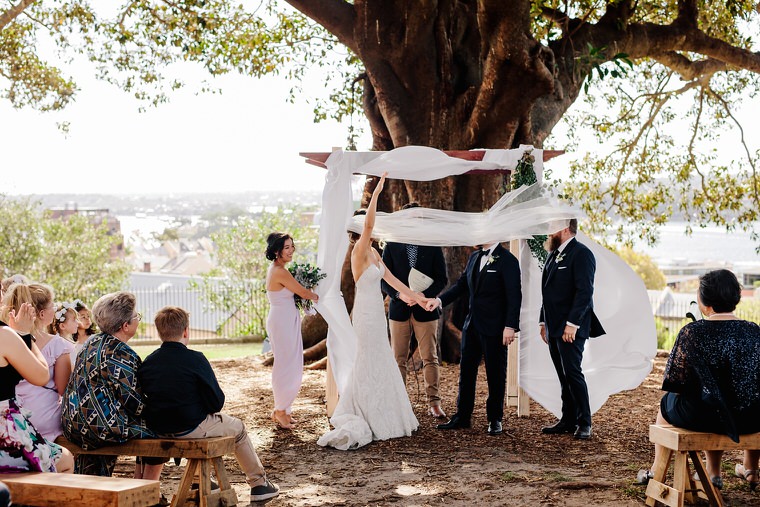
[5,0,758,357]
[0,195,131,301]
[2,1,758,243]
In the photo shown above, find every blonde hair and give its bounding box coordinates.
[0,283,54,329]
[154,306,189,342]
[0,283,32,323]
[28,284,55,332]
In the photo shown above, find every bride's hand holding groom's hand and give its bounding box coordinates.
[398,292,417,307]
[424,298,440,312]
[412,292,430,308]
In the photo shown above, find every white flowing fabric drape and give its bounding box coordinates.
[313,146,656,418]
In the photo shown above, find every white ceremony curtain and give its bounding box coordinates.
[313,146,656,416]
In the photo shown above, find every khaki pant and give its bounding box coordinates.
[166,413,266,487]
[389,317,441,406]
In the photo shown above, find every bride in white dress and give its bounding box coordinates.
[318,173,432,450]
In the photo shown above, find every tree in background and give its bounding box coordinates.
[614,246,667,290]
[3,1,759,355]
[3,2,757,239]
[193,206,323,341]
[0,195,131,301]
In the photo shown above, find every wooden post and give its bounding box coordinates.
[506,239,530,416]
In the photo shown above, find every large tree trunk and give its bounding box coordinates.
[283,0,760,360]
[347,2,558,360]
[289,0,580,361]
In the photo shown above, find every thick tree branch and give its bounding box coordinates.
[363,58,415,146]
[359,72,393,150]
[0,0,35,30]
[467,0,540,145]
[283,0,356,52]
[676,0,698,29]
[651,51,727,80]
[602,19,760,74]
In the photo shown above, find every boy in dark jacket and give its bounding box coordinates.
[138,306,279,502]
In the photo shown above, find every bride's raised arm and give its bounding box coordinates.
[351,172,387,279]
[361,172,386,242]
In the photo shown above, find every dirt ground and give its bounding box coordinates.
[115,353,760,506]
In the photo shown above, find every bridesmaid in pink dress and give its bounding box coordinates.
[265,232,319,429]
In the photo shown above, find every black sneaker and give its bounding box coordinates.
[251,479,280,501]
[191,479,219,490]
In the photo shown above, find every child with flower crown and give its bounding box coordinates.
[68,299,95,369]
[15,290,76,442]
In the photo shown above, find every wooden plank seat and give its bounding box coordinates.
[1,471,159,507]
[646,424,760,507]
[56,436,238,507]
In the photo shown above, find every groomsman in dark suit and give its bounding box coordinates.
[540,219,605,440]
[430,241,522,435]
[381,206,448,418]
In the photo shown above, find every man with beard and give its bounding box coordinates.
[539,219,605,440]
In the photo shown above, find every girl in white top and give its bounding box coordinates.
[15,290,76,441]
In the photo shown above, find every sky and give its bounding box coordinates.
[0,36,758,197]
[0,61,373,195]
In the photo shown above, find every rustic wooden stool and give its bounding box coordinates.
[57,436,238,507]
[646,424,760,507]
[2,471,159,507]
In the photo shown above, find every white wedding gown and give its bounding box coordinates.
[317,263,419,450]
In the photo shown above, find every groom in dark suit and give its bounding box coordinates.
[540,219,605,440]
[431,241,522,435]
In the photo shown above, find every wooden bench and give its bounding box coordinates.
[2,471,159,507]
[646,424,760,507]
[56,436,238,507]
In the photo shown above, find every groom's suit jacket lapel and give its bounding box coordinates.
[472,244,505,294]
[542,250,557,287]
[543,238,577,287]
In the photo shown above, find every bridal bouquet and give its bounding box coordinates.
[288,262,326,314]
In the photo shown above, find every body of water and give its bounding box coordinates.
[633,222,759,265]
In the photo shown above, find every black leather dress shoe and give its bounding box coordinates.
[574,425,592,440]
[541,420,577,434]
[436,414,471,430]
[487,421,503,435]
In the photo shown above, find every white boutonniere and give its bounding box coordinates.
[555,252,566,264]
[486,254,499,265]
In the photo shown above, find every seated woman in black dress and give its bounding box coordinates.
[638,269,760,489]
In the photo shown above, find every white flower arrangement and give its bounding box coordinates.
[54,301,77,322]
[555,252,566,264]
[486,254,499,266]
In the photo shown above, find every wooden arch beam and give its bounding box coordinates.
[299,149,565,173]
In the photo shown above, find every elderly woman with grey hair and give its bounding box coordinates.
[61,291,165,479]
